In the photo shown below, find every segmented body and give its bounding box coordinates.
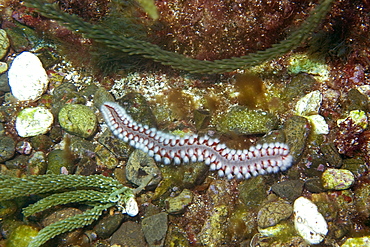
[101,102,293,179]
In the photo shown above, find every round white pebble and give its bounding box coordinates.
[16,107,54,137]
[8,51,48,101]
[294,197,328,244]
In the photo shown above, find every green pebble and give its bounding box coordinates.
[322,168,354,190]
[6,225,39,247]
[165,189,193,214]
[0,29,10,60]
[216,106,278,135]
[47,149,74,174]
[58,104,97,138]
[341,236,370,247]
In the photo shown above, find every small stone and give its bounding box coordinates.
[0,73,10,92]
[239,176,267,207]
[0,61,8,74]
[95,144,119,169]
[198,205,229,246]
[216,106,278,135]
[30,135,53,151]
[257,200,293,229]
[0,29,10,60]
[304,178,326,193]
[320,143,342,168]
[27,151,47,175]
[345,88,369,112]
[58,104,97,138]
[42,208,82,227]
[141,212,168,247]
[283,116,310,162]
[165,189,193,214]
[110,221,146,247]
[8,52,48,101]
[342,157,368,177]
[6,225,39,247]
[46,149,74,174]
[15,107,54,137]
[341,236,370,247]
[321,168,354,190]
[126,149,162,189]
[294,197,328,245]
[94,214,125,239]
[0,200,17,218]
[305,114,329,135]
[295,90,322,116]
[15,141,32,155]
[258,222,295,238]
[271,179,304,202]
[0,136,16,163]
[124,197,139,217]
[337,110,368,130]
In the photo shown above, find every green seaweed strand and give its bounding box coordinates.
[25,0,334,73]
[0,174,120,200]
[22,190,111,217]
[28,203,113,247]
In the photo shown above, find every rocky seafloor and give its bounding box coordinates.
[0,0,369,246]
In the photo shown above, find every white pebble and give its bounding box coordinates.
[8,52,48,101]
[125,197,139,217]
[15,107,54,137]
[294,197,328,244]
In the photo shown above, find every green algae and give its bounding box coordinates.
[216,106,278,135]
[24,0,335,74]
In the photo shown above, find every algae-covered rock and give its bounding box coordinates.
[95,144,119,169]
[46,149,74,174]
[198,205,229,246]
[58,104,97,138]
[257,200,293,229]
[341,236,370,247]
[0,29,10,60]
[165,188,193,214]
[283,116,310,162]
[216,106,278,135]
[321,168,354,190]
[6,225,39,247]
[238,176,267,208]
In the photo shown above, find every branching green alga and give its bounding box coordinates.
[0,174,137,247]
[24,0,335,74]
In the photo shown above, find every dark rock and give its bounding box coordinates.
[0,136,15,162]
[320,143,342,168]
[111,221,147,247]
[46,149,74,174]
[239,176,267,208]
[93,214,124,239]
[271,180,304,201]
[141,212,168,247]
[304,178,326,193]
